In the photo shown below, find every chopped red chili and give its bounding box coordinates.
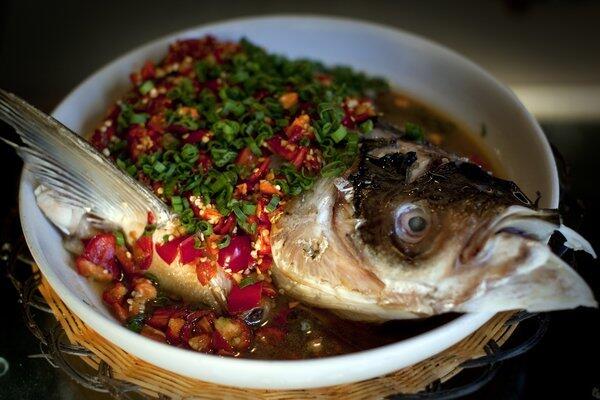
[227,282,262,314]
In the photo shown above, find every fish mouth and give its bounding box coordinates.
[458,205,596,267]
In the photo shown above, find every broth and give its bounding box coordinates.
[376,91,505,177]
[245,294,459,359]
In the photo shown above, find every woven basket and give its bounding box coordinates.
[33,271,520,400]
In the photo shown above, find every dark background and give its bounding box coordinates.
[1,1,599,399]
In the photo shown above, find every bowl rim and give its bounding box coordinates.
[18,14,558,389]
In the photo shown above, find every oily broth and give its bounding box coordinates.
[245,91,505,360]
[245,294,459,359]
[376,91,505,177]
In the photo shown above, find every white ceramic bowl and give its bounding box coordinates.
[18,15,559,389]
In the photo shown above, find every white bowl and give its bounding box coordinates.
[18,15,558,389]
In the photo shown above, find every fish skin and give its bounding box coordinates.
[146,225,230,311]
[271,128,597,321]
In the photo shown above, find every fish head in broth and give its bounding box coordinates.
[271,136,597,321]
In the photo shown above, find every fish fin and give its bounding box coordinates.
[0,89,172,235]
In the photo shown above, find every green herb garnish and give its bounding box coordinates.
[238,277,256,288]
[109,38,390,236]
[114,231,126,247]
[139,80,155,95]
[265,196,280,212]
[217,235,231,249]
[171,196,183,213]
[126,314,146,333]
[405,122,425,142]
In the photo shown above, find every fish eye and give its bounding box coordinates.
[394,204,431,244]
[408,215,427,232]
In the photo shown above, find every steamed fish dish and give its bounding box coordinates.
[1,36,595,359]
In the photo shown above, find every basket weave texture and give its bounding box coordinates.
[37,274,517,399]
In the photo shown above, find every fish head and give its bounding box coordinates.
[271,137,596,321]
[352,139,537,277]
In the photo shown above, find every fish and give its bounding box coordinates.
[1,90,596,322]
[270,123,597,321]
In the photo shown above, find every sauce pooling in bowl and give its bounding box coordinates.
[376,91,505,177]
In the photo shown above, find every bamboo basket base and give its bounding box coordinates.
[36,272,520,400]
